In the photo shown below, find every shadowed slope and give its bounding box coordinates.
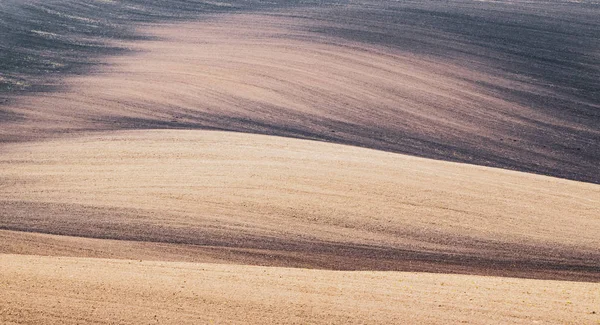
[2,3,599,323]
[2,12,599,183]
[0,0,315,96]
[1,130,599,281]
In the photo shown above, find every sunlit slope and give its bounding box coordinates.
[1,130,598,280]
[1,255,599,325]
[3,12,599,183]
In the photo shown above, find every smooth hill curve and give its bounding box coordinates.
[2,12,599,183]
[1,130,599,281]
[1,2,599,324]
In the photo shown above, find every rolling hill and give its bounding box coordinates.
[1,1,599,324]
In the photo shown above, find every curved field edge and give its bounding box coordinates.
[1,130,599,281]
[2,7,600,184]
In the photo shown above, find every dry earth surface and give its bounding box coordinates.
[1,255,599,325]
[1,130,599,281]
[2,12,600,183]
[1,2,600,324]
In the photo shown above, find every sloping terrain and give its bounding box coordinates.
[2,6,600,183]
[1,130,599,281]
[1,255,599,325]
[1,1,599,324]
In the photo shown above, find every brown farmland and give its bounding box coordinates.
[1,1,599,324]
